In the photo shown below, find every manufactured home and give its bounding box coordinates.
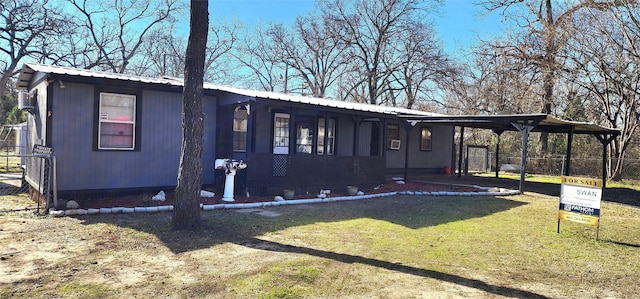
[16,64,455,198]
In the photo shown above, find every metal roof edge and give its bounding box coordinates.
[16,64,444,118]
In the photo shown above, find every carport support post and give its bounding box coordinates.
[457,126,464,179]
[511,122,536,193]
[402,121,416,182]
[564,126,573,176]
[595,133,616,189]
[492,129,503,178]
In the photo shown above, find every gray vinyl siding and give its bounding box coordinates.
[385,125,454,170]
[358,122,372,156]
[49,82,217,192]
[24,76,49,188]
[254,107,272,154]
[336,115,354,156]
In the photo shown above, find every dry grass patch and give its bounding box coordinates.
[1,192,640,298]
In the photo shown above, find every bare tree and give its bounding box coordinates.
[66,0,183,73]
[480,0,629,154]
[136,27,185,77]
[389,20,451,109]
[203,21,240,84]
[565,2,640,180]
[233,24,286,92]
[0,0,66,96]
[266,12,348,98]
[172,0,208,230]
[137,21,238,83]
[319,0,441,105]
[442,41,538,116]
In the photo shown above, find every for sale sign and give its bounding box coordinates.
[559,176,602,226]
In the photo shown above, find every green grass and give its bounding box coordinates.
[56,282,112,298]
[2,192,640,298]
[0,154,22,173]
[477,172,640,191]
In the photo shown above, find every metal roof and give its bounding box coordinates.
[17,63,441,117]
[399,113,620,135]
[16,63,181,90]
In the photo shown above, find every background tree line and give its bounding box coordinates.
[1,0,639,180]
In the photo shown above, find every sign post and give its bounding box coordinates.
[558,176,603,240]
[32,145,55,212]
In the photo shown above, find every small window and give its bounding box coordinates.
[387,123,400,150]
[317,118,335,155]
[420,127,432,151]
[233,106,248,152]
[98,92,136,150]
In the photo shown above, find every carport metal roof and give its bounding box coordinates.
[399,113,619,135]
[398,113,620,192]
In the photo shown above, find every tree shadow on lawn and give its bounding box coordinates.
[74,195,553,298]
[237,237,552,299]
[78,195,528,252]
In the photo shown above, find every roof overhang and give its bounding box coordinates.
[399,114,620,136]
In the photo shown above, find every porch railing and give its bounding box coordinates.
[244,154,385,196]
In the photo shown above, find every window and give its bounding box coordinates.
[420,127,432,151]
[296,122,314,154]
[98,92,136,150]
[317,118,335,155]
[233,106,248,152]
[273,113,290,154]
[387,123,400,150]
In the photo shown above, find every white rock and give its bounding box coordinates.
[317,193,327,199]
[152,190,166,201]
[66,200,79,209]
[200,190,215,197]
[356,191,364,196]
[396,180,405,184]
[49,209,64,217]
[274,196,285,202]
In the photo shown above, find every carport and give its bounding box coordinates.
[398,114,620,192]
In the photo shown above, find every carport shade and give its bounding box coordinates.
[397,113,620,192]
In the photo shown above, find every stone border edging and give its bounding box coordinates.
[49,188,520,217]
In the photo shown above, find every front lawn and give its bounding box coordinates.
[1,192,639,298]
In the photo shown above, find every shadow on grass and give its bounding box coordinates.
[601,239,640,248]
[237,237,552,299]
[77,195,549,297]
[78,195,527,252]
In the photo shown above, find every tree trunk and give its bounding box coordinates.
[172,0,209,230]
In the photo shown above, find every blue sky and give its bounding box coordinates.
[209,0,505,56]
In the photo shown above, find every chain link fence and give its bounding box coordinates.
[0,145,29,196]
[482,153,640,180]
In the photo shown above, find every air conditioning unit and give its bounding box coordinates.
[388,139,401,150]
[18,91,35,110]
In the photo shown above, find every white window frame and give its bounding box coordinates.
[273,113,290,154]
[317,118,336,155]
[233,106,248,152]
[98,92,136,150]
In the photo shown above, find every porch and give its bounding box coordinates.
[242,154,385,196]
